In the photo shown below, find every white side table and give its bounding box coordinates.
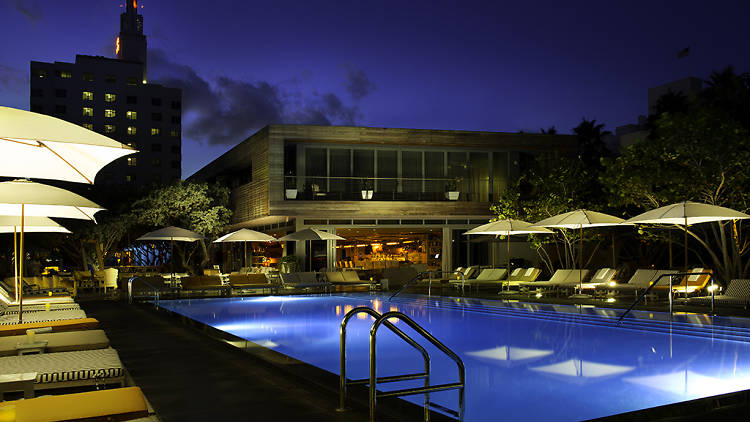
[0,372,36,400]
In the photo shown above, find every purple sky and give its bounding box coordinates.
[1,0,749,178]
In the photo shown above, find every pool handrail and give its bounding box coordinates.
[127,276,161,305]
[617,272,715,324]
[370,311,465,422]
[388,270,442,300]
[338,306,430,414]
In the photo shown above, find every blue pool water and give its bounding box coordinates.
[158,294,750,421]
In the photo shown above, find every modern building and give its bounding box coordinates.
[189,125,577,272]
[29,1,181,188]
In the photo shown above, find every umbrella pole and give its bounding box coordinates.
[244,241,247,269]
[13,225,18,303]
[684,216,688,272]
[579,225,583,293]
[18,204,24,323]
[506,235,510,291]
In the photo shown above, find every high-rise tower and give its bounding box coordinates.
[117,0,147,81]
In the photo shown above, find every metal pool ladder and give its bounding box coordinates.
[338,306,465,422]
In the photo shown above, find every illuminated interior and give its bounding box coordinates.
[334,228,442,270]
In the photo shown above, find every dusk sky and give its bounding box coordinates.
[1,0,749,177]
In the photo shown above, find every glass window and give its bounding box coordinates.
[104,109,116,118]
[330,149,351,194]
[82,107,93,117]
[492,152,509,202]
[305,147,327,191]
[127,96,137,104]
[127,126,137,135]
[127,157,137,167]
[170,145,180,154]
[447,152,468,192]
[170,129,179,137]
[105,74,116,83]
[151,143,162,152]
[30,104,43,113]
[33,69,47,78]
[469,152,489,202]
[82,72,94,82]
[151,112,162,121]
[125,174,135,183]
[59,70,72,79]
[127,77,138,85]
[171,115,180,124]
[377,150,397,193]
[424,151,445,194]
[126,142,136,148]
[170,160,180,169]
[82,91,93,101]
[82,123,94,130]
[152,158,161,167]
[151,98,162,106]
[401,151,422,194]
[151,128,160,136]
[353,150,374,178]
[105,93,116,102]
[104,124,116,134]
[31,89,43,98]
[55,89,66,98]
[171,101,181,109]
[126,111,137,120]
[55,105,66,114]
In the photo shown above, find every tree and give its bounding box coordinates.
[573,118,612,169]
[130,181,232,273]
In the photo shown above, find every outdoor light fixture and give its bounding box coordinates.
[707,284,719,292]
[386,242,399,245]
[607,298,616,303]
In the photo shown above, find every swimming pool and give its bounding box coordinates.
[158,294,750,421]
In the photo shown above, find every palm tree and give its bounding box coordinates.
[700,66,750,129]
[573,118,611,168]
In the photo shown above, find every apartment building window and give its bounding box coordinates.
[31,89,43,98]
[151,112,162,121]
[55,105,66,115]
[82,123,94,130]
[171,115,180,124]
[105,74,116,83]
[170,145,180,154]
[104,109,116,118]
[82,107,93,117]
[170,160,180,169]
[127,96,137,104]
[150,128,160,136]
[56,70,72,79]
[170,129,179,137]
[152,174,162,184]
[82,91,93,101]
[127,77,138,86]
[55,89,67,98]
[104,124,116,134]
[105,93,116,102]
[151,143,162,152]
[171,100,181,109]
[126,142,137,149]
[126,111,137,120]
[127,126,137,135]
[152,158,161,167]
[33,69,47,79]
[82,72,94,82]
[127,157,137,167]
[125,174,135,183]
[30,104,43,113]
[151,98,162,106]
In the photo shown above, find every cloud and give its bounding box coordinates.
[7,0,43,23]
[0,64,28,94]
[343,65,376,100]
[148,50,360,145]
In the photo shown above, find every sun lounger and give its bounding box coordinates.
[1,301,80,315]
[0,347,125,391]
[280,272,331,291]
[594,269,678,297]
[581,268,617,289]
[179,275,230,296]
[519,270,590,293]
[456,268,508,289]
[680,279,750,308]
[0,329,109,357]
[506,268,542,284]
[0,309,87,325]
[0,386,155,422]
[657,268,713,295]
[0,318,99,337]
[228,273,275,294]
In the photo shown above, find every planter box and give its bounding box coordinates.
[445,191,459,200]
[285,189,298,199]
[361,190,374,200]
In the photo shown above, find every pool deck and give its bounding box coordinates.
[81,299,452,422]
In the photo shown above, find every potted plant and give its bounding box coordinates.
[279,254,301,273]
[285,172,298,199]
[360,178,374,200]
[445,177,461,200]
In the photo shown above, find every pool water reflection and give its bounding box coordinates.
[159,294,750,421]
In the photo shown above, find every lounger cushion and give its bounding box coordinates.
[0,309,87,325]
[342,271,361,282]
[0,386,148,422]
[0,329,110,357]
[0,348,123,385]
[0,318,99,337]
[325,272,345,283]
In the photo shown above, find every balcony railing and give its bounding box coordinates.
[283,176,488,202]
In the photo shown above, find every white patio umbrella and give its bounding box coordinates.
[213,228,276,268]
[624,201,750,271]
[0,106,136,184]
[532,209,631,296]
[464,219,553,278]
[137,226,204,276]
[278,228,345,271]
[0,179,104,321]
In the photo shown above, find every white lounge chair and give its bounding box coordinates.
[0,309,87,325]
[0,329,110,357]
[681,279,750,307]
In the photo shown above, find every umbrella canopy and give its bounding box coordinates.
[464,219,553,289]
[0,106,136,184]
[625,201,750,270]
[278,228,346,242]
[214,228,276,269]
[0,216,70,233]
[137,226,204,242]
[533,210,630,294]
[0,179,104,220]
[213,228,276,243]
